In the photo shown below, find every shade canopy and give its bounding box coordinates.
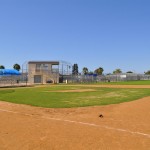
[0,69,21,76]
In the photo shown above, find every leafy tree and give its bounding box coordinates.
[0,65,5,69]
[72,64,79,75]
[88,71,94,75]
[82,67,88,75]
[94,67,104,75]
[145,70,150,75]
[113,69,122,74]
[126,71,133,73]
[13,63,21,71]
[106,73,111,75]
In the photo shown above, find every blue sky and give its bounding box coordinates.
[0,0,150,73]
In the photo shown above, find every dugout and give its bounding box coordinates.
[0,69,21,86]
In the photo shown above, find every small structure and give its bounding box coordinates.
[0,69,21,86]
[0,69,21,76]
[28,61,60,84]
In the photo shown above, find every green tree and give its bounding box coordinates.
[106,73,111,75]
[13,63,21,71]
[72,64,79,75]
[94,67,104,75]
[145,70,150,75]
[82,67,88,75]
[88,71,94,75]
[126,71,133,73]
[0,65,5,69]
[113,69,122,74]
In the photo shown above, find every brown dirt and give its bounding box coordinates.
[0,96,150,150]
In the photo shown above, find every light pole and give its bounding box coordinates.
[22,61,28,86]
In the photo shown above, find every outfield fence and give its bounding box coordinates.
[61,74,150,83]
[1,73,150,87]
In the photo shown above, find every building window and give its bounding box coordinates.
[36,64,41,71]
[42,64,48,70]
[36,64,49,72]
[52,65,59,73]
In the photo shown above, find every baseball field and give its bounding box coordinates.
[0,81,150,150]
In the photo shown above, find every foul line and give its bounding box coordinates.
[0,108,150,139]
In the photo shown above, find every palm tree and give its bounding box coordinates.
[94,67,104,75]
[13,63,21,71]
[0,65,5,69]
[113,69,122,74]
[82,67,88,75]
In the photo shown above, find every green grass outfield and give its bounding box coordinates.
[0,83,150,108]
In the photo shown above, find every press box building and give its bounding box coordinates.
[28,61,60,84]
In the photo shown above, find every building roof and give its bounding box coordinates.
[28,61,59,65]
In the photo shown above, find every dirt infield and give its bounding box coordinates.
[0,96,150,150]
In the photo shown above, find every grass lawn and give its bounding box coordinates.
[0,85,150,108]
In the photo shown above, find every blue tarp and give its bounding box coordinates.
[87,74,97,77]
[0,69,21,76]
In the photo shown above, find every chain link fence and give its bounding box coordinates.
[0,74,28,87]
[60,74,150,83]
